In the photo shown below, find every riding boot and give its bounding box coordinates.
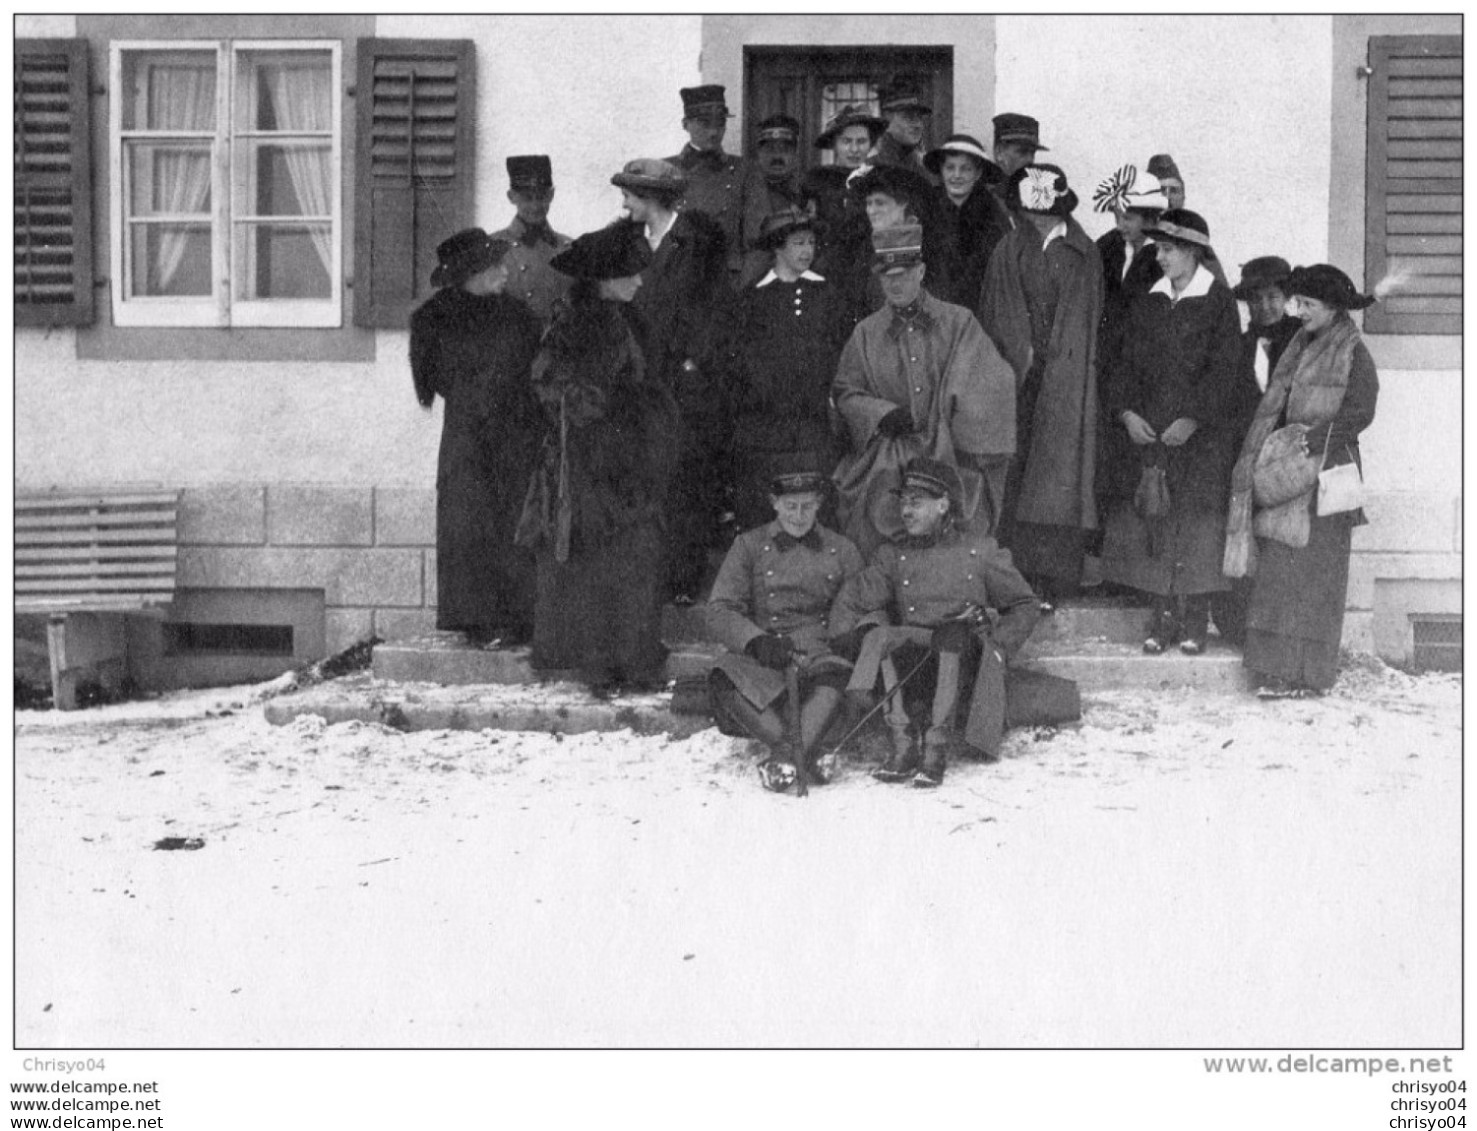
[709,671,791,787]
[799,685,844,784]
[915,650,962,788]
[873,653,920,782]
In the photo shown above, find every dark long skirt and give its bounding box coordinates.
[531,522,669,687]
[435,411,541,639]
[1243,513,1353,690]
[1100,501,1230,598]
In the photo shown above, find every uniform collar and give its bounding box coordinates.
[886,291,936,337]
[756,269,826,287]
[768,521,823,551]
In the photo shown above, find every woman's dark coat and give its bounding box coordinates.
[409,287,545,636]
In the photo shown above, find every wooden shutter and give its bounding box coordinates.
[353,38,473,328]
[14,38,94,326]
[1364,35,1461,335]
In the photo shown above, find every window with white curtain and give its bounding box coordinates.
[110,41,341,327]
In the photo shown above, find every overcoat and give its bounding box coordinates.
[706,521,864,708]
[830,525,1040,754]
[934,186,1014,310]
[409,287,544,636]
[978,216,1103,531]
[1101,265,1244,511]
[831,291,1016,555]
[667,144,768,279]
[488,216,572,325]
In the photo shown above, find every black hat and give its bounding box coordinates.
[756,114,801,146]
[892,457,962,502]
[879,78,932,115]
[680,84,733,119]
[851,163,931,212]
[751,205,819,251]
[430,228,511,288]
[815,104,886,150]
[1149,208,1214,254]
[506,154,553,190]
[993,113,1048,150]
[610,157,687,197]
[769,451,830,497]
[1009,164,1078,216]
[923,133,1005,183]
[1285,264,1376,311]
[550,222,651,281]
[1233,256,1293,300]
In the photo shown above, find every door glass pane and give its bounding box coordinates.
[234,223,332,299]
[130,223,212,296]
[120,51,216,132]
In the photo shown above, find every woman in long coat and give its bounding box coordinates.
[1100,210,1242,653]
[977,163,1103,609]
[1224,265,1380,696]
[517,222,681,696]
[409,229,545,645]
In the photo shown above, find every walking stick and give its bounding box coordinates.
[786,660,806,798]
[819,648,933,764]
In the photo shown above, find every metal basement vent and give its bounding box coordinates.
[163,622,294,657]
[1411,615,1462,673]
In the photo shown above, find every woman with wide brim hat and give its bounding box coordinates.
[410,228,546,647]
[922,132,1012,307]
[1224,264,1380,697]
[1098,208,1244,655]
[803,105,886,280]
[516,220,681,697]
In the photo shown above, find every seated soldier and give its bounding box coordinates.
[706,461,865,793]
[831,457,1040,787]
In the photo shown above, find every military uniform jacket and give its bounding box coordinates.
[706,521,864,707]
[668,144,768,278]
[489,216,572,325]
[830,526,1040,660]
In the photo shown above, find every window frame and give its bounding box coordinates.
[108,38,343,329]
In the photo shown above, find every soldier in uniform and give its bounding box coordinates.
[991,113,1048,186]
[666,84,767,283]
[489,154,571,325]
[706,461,865,792]
[830,458,1040,787]
[870,78,936,183]
[740,114,808,284]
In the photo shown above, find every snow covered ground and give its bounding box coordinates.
[14,660,1461,1048]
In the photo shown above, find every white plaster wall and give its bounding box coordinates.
[997,16,1333,270]
[380,15,703,238]
[1358,371,1462,495]
[17,14,76,36]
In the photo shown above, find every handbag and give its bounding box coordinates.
[1316,430,1364,516]
[1253,423,1318,508]
[1133,464,1170,520]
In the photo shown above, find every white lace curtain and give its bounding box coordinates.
[148,63,214,290]
[265,62,333,277]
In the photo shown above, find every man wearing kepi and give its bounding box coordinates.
[706,459,865,793]
[830,458,1040,787]
[667,84,765,282]
[832,224,1016,557]
[489,154,571,325]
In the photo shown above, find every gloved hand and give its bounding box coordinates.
[877,407,915,438]
[931,619,975,654]
[829,626,873,662]
[746,632,796,670]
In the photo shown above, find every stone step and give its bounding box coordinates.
[1028,596,1150,646]
[1024,639,1250,693]
[263,672,707,737]
[372,632,724,687]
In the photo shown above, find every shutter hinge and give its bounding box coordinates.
[1356,65,1373,79]
[346,85,356,98]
